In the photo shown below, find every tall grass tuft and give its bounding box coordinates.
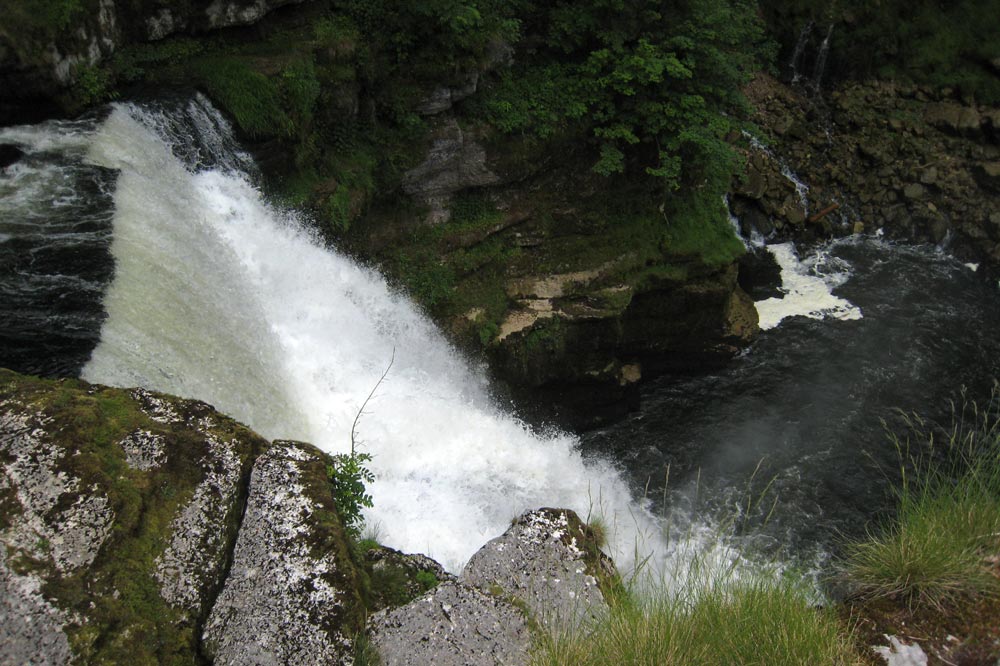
[842,383,1000,608]
[533,569,859,665]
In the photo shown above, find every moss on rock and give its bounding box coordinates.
[0,369,267,664]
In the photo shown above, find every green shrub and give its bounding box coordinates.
[70,63,114,107]
[414,570,439,590]
[280,57,321,129]
[661,188,746,268]
[842,385,1000,608]
[484,0,768,195]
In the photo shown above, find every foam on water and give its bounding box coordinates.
[81,101,665,573]
[755,242,862,330]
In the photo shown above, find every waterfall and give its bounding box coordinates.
[76,96,663,573]
[788,21,814,85]
[788,20,834,94]
[810,24,835,92]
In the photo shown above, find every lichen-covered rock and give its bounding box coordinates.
[462,508,617,629]
[363,544,457,613]
[369,581,532,666]
[0,369,265,664]
[202,440,365,666]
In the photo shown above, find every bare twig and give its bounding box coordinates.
[351,347,395,456]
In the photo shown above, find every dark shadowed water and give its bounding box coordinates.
[0,117,115,377]
[581,238,1000,567]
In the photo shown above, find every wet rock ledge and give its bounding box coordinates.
[0,368,617,665]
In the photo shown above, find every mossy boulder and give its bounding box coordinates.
[0,368,266,664]
[0,370,367,665]
[367,508,619,665]
[462,508,619,630]
[360,544,455,614]
[202,440,366,665]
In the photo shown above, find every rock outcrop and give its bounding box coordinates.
[0,370,366,665]
[369,508,619,665]
[462,508,616,629]
[0,0,306,122]
[735,73,1000,273]
[203,440,364,665]
[0,369,266,663]
[0,370,626,665]
[402,115,500,223]
[369,581,533,666]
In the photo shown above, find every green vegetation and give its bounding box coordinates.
[534,570,858,665]
[843,386,1000,609]
[761,0,1000,103]
[4,0,83,34]
[194,57,294,139]
[483,0,769,194]
[414,569,439,590]
[326,451,375,539]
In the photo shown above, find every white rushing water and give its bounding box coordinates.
[79,99,664,573]
[755,242,862,330]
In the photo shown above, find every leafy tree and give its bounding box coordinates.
[483,0,769,194]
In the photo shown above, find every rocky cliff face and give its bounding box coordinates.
[361,99,758,429]
[0,0,307,123]
[733,73,1000,275]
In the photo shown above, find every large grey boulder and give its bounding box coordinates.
[202,440,365,666]
[0,370,265,664]
[462,508,617,629]
[369,581,532,666]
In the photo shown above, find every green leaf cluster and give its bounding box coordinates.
[326,452,375,539]
[484,0,768,193]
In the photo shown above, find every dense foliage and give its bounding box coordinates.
[483,0,769,194]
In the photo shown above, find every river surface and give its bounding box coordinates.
[1,95,998,581]
[582,238,1000,570]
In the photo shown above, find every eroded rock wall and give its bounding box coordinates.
[735,74,1000,273]
[0,0,308,122]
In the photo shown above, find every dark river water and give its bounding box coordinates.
[582,238,1000,568]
